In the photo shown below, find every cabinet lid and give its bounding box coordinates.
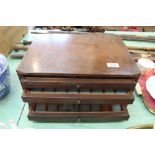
[17,33,140,78]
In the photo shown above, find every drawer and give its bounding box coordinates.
[29,103,124,112]
[28,103,129,122]
[23,89,134,105]
[21,77,136,90]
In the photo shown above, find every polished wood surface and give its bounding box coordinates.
[17,34,140,78]
[28,103,129,122]
[22,90,134,105]
[17,33,140,122]
[21,77,137,90]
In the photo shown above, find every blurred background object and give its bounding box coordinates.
[137,58,155,73]
[0,54,10,100]
[128,123,155,129]
[30,26,155,32]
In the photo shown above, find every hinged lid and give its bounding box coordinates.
[17,33,140,78]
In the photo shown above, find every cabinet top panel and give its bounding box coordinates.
[17,33,140,78]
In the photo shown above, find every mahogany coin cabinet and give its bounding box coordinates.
[17,33,140,122]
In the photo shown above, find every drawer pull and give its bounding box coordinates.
[77,118,80,122]
[77,100,80,104]
[76,84,80,89]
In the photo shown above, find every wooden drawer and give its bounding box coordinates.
[21,77,136,90]
[22,89,134,105]
[30,103,124,112]
[28,103,129,122]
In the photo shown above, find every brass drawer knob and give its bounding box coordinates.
[76,84,80,89]
[77,100,80,104]
[77,118,80,122]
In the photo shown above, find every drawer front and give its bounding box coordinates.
[22,90,134,105]
[28,103,129,122]
[21,77,136,90]
[29,103,126,112]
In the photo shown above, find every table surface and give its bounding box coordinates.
[0,31,155,129]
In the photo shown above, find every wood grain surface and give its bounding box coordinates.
[17,34,140,78]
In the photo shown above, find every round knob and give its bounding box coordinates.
[76,84,80,89]
[77,100,80,104]
[77,118,80,122]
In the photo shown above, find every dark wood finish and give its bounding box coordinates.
[28,103,129,122]
[23,90,134,105]
[21,77,136,90]
[17,34,140,122]
[17,34,140,78]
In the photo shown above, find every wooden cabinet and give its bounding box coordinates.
[17,33,140,122]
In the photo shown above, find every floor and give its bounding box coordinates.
[0,31,155,129]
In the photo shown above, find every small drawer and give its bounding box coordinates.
[21,77,136,90]
[28,103,129,122]
[23,89,134,105]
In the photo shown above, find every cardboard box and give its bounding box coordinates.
[0,26,28,56]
